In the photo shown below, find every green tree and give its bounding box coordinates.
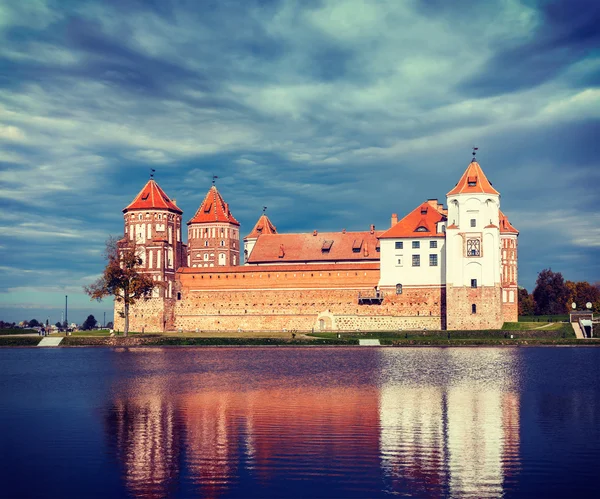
[106,321,114,329]
[533,268,570,315]
[81,315,97,331]
[55,322,62,328]
[84,237,157,336]
[518,288,535,316]
[28,319,40,328]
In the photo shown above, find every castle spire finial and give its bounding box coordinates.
[263,206,267,213]
[150,168,155,179]
[472,147,478,162]
[212,175,218,186]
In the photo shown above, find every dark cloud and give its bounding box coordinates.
[458,0,600,96]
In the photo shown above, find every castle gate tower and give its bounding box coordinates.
[187,184,241,267]
[445,159,504,329]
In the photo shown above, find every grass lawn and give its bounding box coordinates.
[502,322,565,331]
[51,329,113,337]
[519,315,569,322]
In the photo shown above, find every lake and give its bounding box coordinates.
[1,346,599,498]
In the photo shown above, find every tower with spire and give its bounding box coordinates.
[243,209,277,263]
[121,176,185,299]
[445,154,518,329]
[187,184,240,267]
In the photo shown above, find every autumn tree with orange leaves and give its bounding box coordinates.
[84,237,157,336]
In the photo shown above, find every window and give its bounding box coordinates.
[204,254,208,261]
[204,241,209,247]
[396,284,403,295]
[415,226,429,232]
[412,255,420,267]
[470,218,476,228]
[430,241,437,248]
[396,257,403,267]
[220,240,225,247]
[177,292,181,300]
[467,239,481,256]
[471,304,477,314]
[395,241,403,249]
[429,254,438,266]
[471,279,477,288]
[412,241,420,249]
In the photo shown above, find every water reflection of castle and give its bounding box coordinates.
[105,350,521,498]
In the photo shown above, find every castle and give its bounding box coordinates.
[114,158,518,332]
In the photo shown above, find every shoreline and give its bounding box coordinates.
[1,335,598,348]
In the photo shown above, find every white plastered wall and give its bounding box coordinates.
[379,237,446,288]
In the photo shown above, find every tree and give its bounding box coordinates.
[566,280,600,313]
[84,237,157,336]
[518,288,535,316]
[55,322,62,328]
[106,321,114,329]
[533,268,570,315]
[28,319,40,328]
[82,315,97,331]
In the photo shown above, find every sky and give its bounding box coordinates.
[0,0,599,324]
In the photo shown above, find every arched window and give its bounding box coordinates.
[396,284,403,295]
[472,304,477,314]
[177,292,181,300]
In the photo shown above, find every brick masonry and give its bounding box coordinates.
[446,285,504,330]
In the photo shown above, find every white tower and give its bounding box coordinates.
[445,157,503,329]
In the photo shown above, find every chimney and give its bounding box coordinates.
[342,228,346,234]
[172,199,177,206]
[370,224,375,234]
[313,230,318,236]
[391,213,398,227]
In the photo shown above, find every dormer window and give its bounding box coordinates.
[322,240,333,252]
[420,207,428,215]
[204,202,212,213]
[142,192,150,201]
[352,240,363,253]
[415,226,429,232]
[467,176,477,187]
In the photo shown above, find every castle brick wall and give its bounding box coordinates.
[170,265,445,332]
[446,285,503,330]
[114,297,173,333]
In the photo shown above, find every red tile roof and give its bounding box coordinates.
[245,214,277,239]
[246,230,383,264]
[379,200,447,239]
[179,262,381,274]
[499,210,519,234]
[188,185,240,226]
[447,161,500,196]
[123,179,182,214]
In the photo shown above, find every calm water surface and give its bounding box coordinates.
[1,347,599,498]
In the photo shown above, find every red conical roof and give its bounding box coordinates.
[499,210,519,234]
[447,161,500,196]
[245,214,277,239]
[123,179,182,214]
[187,185,240,226]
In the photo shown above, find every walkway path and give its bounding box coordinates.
[572,323,585,339]
[37,337,64,347]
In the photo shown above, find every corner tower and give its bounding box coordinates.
[445,159,504,329]
[187,184,240,267]
[243,211,277,263]
[122,177,185,296]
